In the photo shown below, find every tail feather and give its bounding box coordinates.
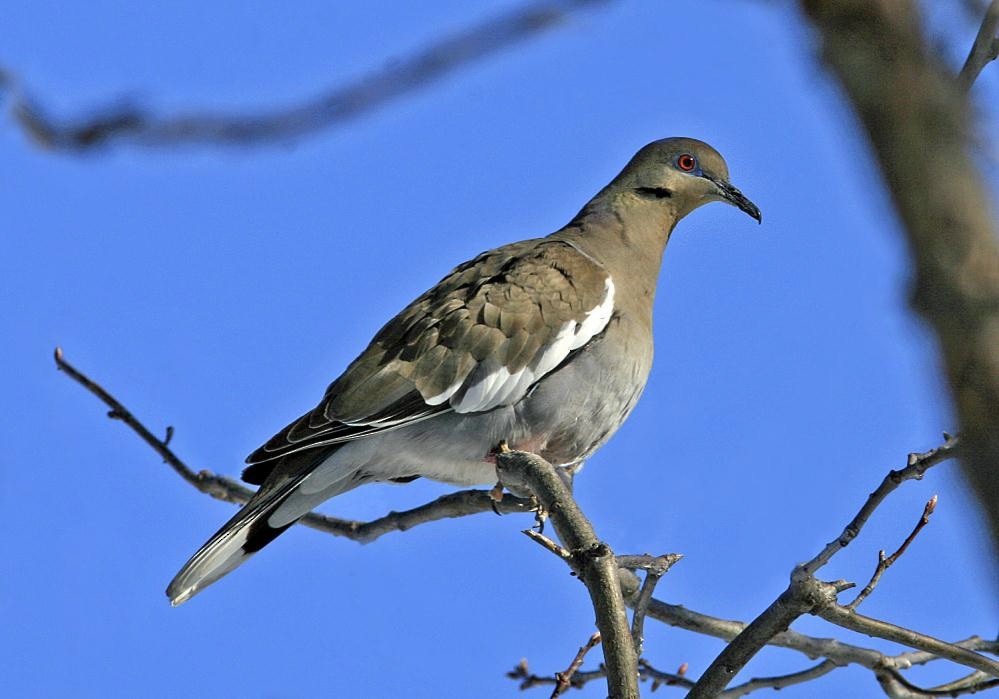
[166,454,363,606]
[166,473,308,606]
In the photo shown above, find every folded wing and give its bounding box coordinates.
[244,239,614,476]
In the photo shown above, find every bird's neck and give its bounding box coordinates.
[557,192,679,315]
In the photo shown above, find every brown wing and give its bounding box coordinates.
[245,238,612,469]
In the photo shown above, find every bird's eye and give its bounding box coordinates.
[677,154,697,172]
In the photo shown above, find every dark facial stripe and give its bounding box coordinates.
[634,187,673,200]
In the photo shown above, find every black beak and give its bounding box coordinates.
[703,173,762,224]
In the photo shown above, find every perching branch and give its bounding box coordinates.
[5,0,608,151]
[495,449,639,699]
[53,347,534,542]
[57,347,636,694]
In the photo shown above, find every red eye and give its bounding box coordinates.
[677,154,696,172]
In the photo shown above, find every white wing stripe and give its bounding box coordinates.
[451,277,615,413]
[425,377,465,406]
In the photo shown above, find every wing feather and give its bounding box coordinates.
[244,239,613,470]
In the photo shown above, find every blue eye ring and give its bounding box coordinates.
[677,154,697,172]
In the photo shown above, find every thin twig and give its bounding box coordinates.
[848,495,938,610]
[507,659,607,692]
[552,632,602,698]
[7,0,609,151]
[928,670,997,693]
[959,0,999,90]
[638,660,694,691]
[524,529,574,564]
[718,659,840,698]
[877,667,999,698]
[54,347,533,542]
[803,436,958,575]
[628,555,682,657]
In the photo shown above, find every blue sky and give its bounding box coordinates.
[3,2,997,697]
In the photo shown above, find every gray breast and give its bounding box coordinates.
[516,316,653,466]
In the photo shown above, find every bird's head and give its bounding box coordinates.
[617,137,761,224]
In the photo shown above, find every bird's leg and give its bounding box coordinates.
[532,501,548,534]
[489,440,546,528]
[487,441,511,514]
[557,462,582,494]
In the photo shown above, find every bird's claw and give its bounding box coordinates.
[489,481,505,515]
[532,498,548,534]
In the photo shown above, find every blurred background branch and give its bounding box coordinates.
[2,0,608,151]
[800,0,999,579]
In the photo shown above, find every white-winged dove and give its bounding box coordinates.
[167,137,761,605]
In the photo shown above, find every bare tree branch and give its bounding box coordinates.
[717,659,840,699]
[799,0,999,573]
[495,449,639,699]
[53,347,533,542]
[877,667,999,698]
[55,348,639,697]
[643,594,999,697]
[641,598,998,676]
[524,529,575,563]
[638,660,695,692]
[685,573,844,699]
[816,604,999,677]
[627,555,682,658]
[803,438,958,576]
[959,0,999,89]
[5,0,608,151]
[686,437,962,698]
[552,632,602,699]
[61,347,998,697]
[847,495,938,610]
[507,659,609,693]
